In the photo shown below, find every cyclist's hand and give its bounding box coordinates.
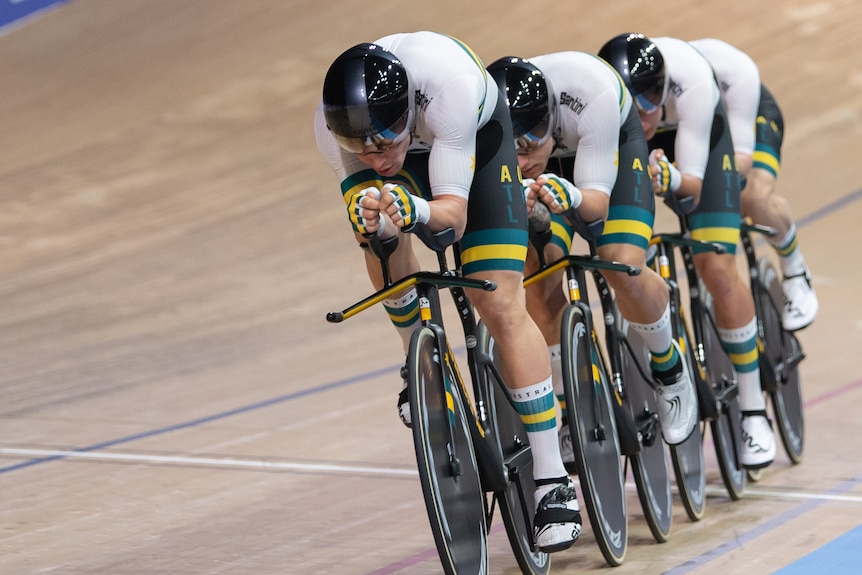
[521,178,537,214]
[536,174,582,214]
[649,149,681,195]
[346,187,384,236]
[381,183,430,232]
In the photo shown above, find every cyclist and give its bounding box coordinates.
[486,53,698,457]
[598,33,776,468]
[314,32,581,552]
[690,38,818,332]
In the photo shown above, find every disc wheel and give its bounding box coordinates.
[757,257,805,463]
[667,322,707,521]
[408,327,488,575]
[620,315,673,541]
[561,305,627,566]
[700,283,746,500]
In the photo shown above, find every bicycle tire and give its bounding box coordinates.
[619,315,673,542]
[747,467,764,483]
[478,323,551,575]
[700,283,746,500]
[561,305,627,566]
[667,322,707,521]
[408,327,488,575]
[756,257,805,464]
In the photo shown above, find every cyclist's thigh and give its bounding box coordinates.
[460,90,529,279]
[598,107,655,253]
[753,84,783,178]
[687,102,742,257]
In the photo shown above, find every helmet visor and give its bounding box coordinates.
[513,102,556,153]
[514,114,550,152]
[330,108,412,154]
[631,74,666,113]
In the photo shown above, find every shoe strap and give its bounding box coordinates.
[535,476,569,487]
[741,409,768,417]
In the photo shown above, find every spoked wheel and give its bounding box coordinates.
[479,323,551,575]
[408,327,488,575]
[620,315,673,542]
[561,305,627,566]
[700,284,746,500]
[757,257,805,463]
[667,323,707,521]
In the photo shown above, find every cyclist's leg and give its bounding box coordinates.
[462,97,580,552]
[600,110,696,445]
[740,84,817,331]
[687,104,776,468]
[523,210,577,470]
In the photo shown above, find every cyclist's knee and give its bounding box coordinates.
[597,243,647,292]
[598,243,645,267]
[694,253,743,295]
[741,170,775,212]
[471,272,527,327]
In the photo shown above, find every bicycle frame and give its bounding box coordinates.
[328,230,507,490]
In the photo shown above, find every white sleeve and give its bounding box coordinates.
[722,73,760,157]
[570,87,621,196]
[425,74,488,200]
[672,82,719,181]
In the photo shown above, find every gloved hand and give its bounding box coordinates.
[648,150,682,194]
[521,178,537,213]
[346,187,383,236]
[537,174,582,213]
[382,183,430,232]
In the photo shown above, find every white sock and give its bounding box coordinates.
[383,289,420,354]
[718,318,766,412]
[508,377,568,481]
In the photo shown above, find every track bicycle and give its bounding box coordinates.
[740,219,806,470]
[523,203,674,564]
[327,225,549,575]
[650,192,747,501]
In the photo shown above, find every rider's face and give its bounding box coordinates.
[638,106,663,141]
[517,137,554,180]
[354,136,411,177]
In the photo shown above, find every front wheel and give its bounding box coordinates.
[700,283,746,500]
[408,327,488,575]
[620,314,673,542]
[757,257,805,463]
[668,322,707,521]
[478,322,551,575]
[561,305,627,566]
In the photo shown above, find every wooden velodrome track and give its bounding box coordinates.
[1,1,861,573]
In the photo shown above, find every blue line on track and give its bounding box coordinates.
[0,364,400,474]
[1,185,859,477]
[662,475,862,575]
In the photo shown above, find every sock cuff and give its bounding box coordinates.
[629,304,671,333]
[383,288,418,309]
[717,316,758,343]
[508,376,554,402]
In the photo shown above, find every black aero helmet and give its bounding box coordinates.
[322,43,412,153]
[487,56,556,151]
[598,33,666,113]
